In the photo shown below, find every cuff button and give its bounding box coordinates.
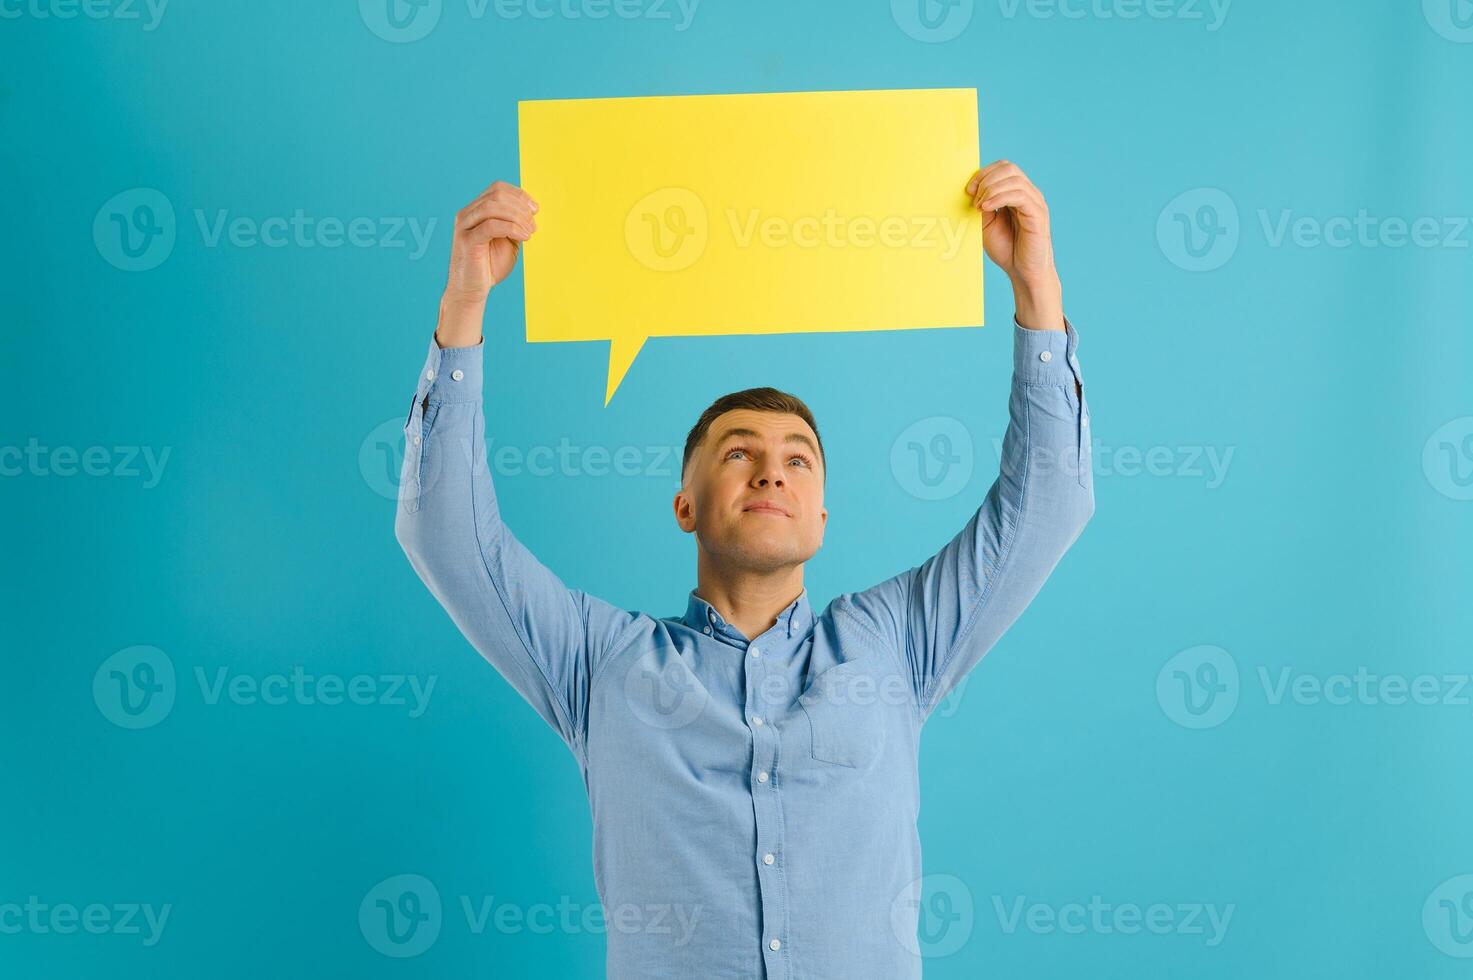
[425,369,435,381]
[451,369,464,382]
[1039,350,1053,363]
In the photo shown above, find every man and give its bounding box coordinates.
[395,160,1093,978]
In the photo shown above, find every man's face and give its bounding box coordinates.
[674,409,827,573]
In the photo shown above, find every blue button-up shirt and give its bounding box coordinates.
[395,320,1093,978]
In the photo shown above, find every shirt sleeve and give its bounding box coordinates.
[837,317,1094,723]
[393,336,642,756]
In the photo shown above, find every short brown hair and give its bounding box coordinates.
[681,387,825,485]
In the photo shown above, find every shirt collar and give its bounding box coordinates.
[683,587,812,641]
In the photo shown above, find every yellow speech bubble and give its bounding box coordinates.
[517,87,983,405]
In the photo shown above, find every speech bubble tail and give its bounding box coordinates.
[604,335,647,406]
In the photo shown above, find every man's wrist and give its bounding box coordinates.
[436,290,487,349]
[1010,273,1064,332]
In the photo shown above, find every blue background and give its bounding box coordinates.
[4,0,1472,975]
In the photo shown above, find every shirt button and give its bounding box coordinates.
[752,715,764,727]
[757,770,769,783]
[749,646,760,658]
[413,435,422,446]
[769,939,781,952]
[426,368,436,381]
[451,369,464,382]
[704,626,712,634]
[763,853,775,865]
[1039,350,1052,363]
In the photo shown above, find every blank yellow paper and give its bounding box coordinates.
[517,87,983,405]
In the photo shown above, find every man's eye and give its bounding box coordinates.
[725,448,748,460]
[789,454,813,468]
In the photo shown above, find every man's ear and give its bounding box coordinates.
[672,489,697,534]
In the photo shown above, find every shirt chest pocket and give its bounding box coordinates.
[797,658,888,769]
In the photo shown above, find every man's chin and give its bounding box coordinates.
[731,540,817,573]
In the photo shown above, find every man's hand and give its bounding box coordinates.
[965,161,1064,331]
[436,180,539,348]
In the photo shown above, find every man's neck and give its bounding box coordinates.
[693,561,805,642]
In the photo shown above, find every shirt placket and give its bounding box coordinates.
[720,615,790,978]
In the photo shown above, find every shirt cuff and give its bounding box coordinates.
[1012,314,1084,388]
[414,336,484,405]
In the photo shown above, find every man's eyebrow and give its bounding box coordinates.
[712,427,821,458]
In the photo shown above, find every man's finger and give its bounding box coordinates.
[965,160,1020,195]
[973,175,1036,209]
[978,188,1045,218]
[468,181,540,214]
[457,198,535,234]
[462,216,531,244]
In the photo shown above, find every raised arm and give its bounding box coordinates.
[394,181,640,756]
[839,161,1094,722]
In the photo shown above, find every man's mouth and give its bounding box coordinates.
[743,502,791,517]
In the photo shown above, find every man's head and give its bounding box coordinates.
[674,387,828,574]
